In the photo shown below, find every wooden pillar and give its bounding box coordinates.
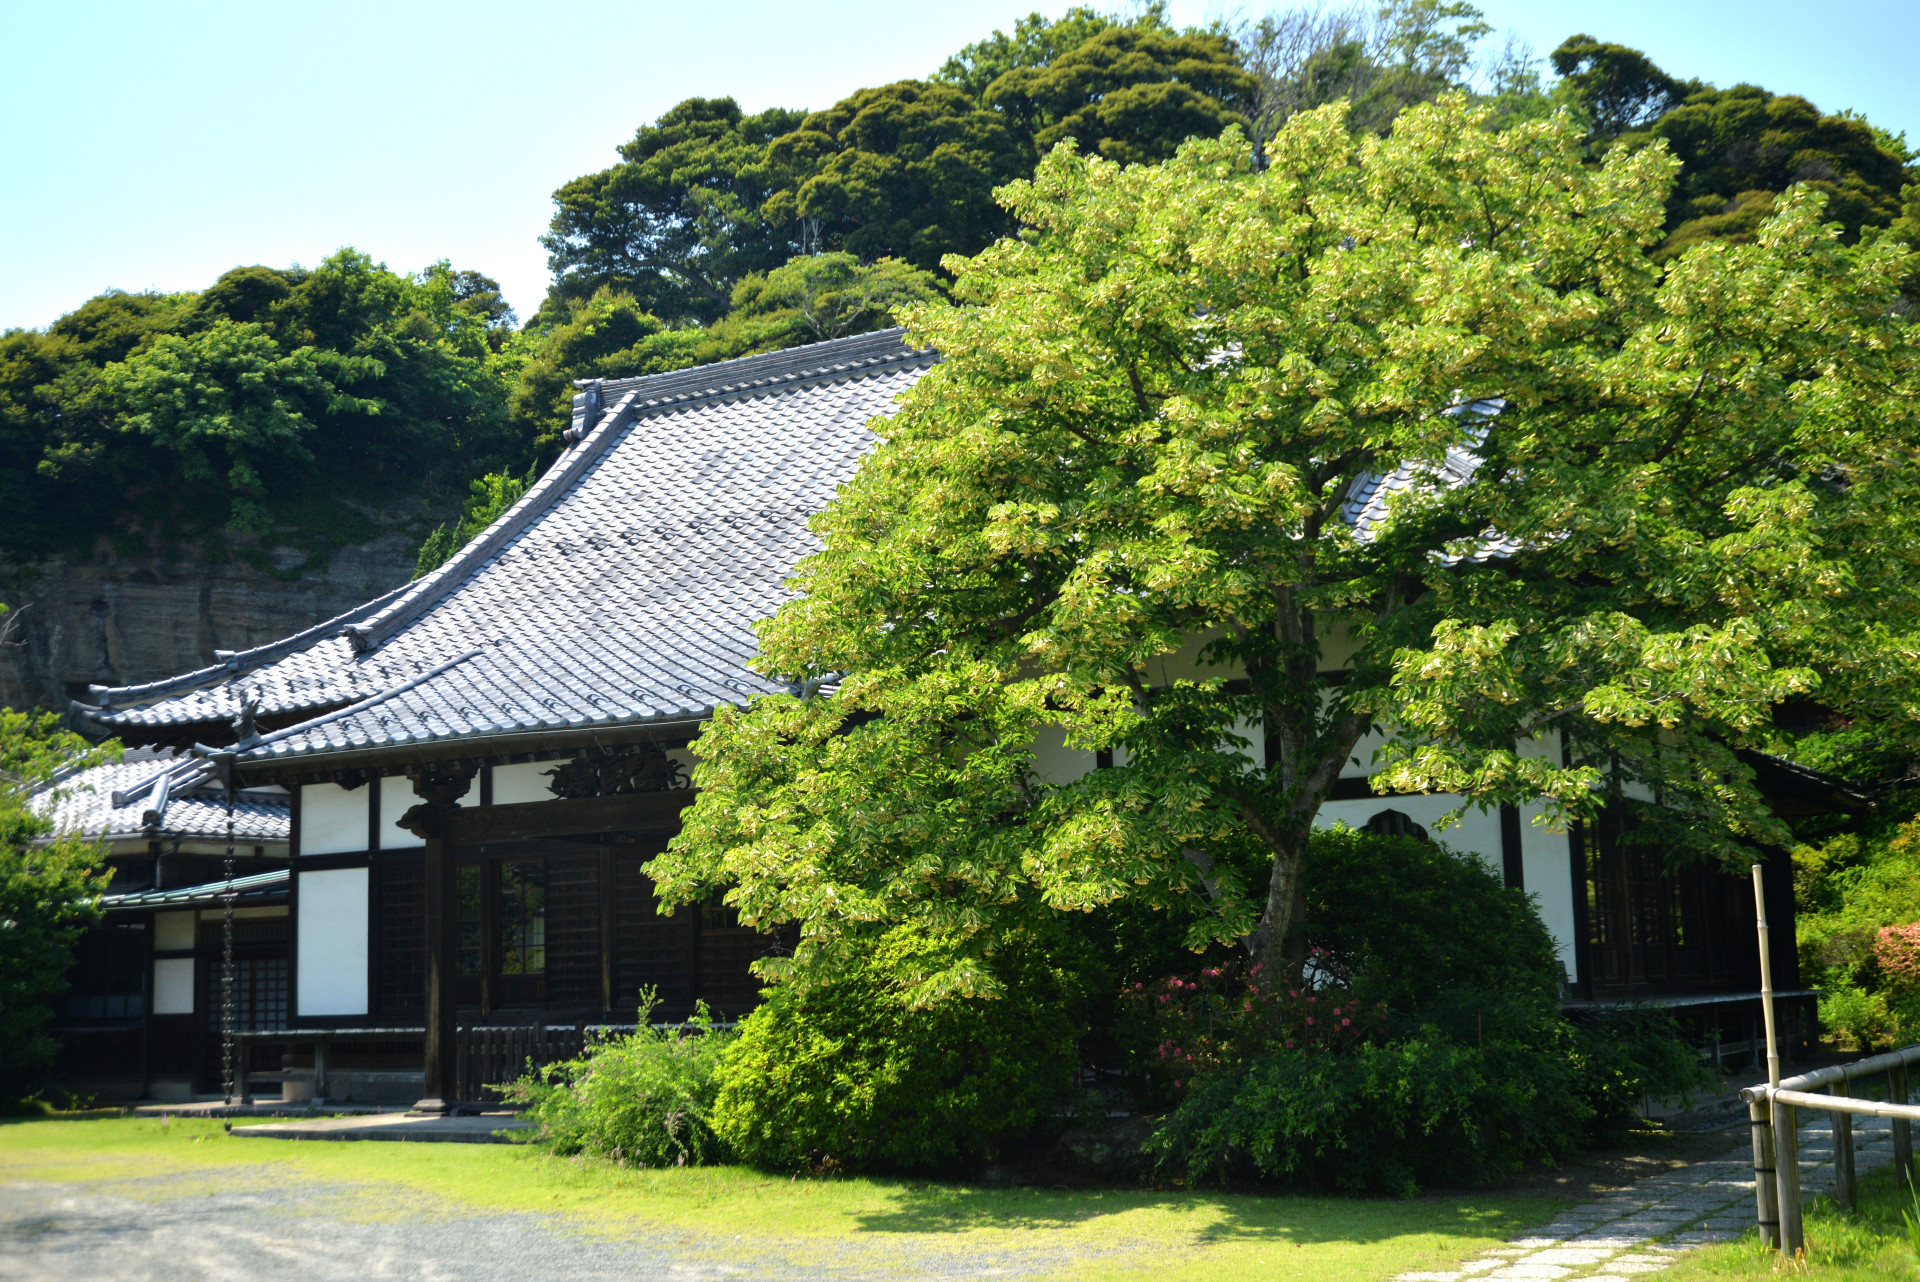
[400,769,473,1114]
[598,844,615,1016]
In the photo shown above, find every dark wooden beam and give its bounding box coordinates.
[444,790,694,845]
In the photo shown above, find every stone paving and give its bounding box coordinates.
[1397,1115,1899,1281]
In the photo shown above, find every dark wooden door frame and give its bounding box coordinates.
[420,790,694,1106]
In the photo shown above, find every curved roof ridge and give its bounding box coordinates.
[593,328,919,409]
[240,646,486,757]
[344,388,643,656]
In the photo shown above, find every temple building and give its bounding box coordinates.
[44,330,1841,1105]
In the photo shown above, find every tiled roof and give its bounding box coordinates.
[1340,399,1522,564]
[103,868,289,909]
[34,749,290,845]
[72,331,938,767]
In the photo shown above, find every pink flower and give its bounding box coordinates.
[1342,1018,1351,1026]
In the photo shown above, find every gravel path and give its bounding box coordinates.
[0,1175,1096,1282]
[1396,1114,1899,1281]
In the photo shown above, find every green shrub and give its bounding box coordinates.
[2,706,113,1105]
[1148,1003,1587,1193]
[1143,825,1699,1191]
[711,928,1082,1172]
[1569,1003,1713,1139]
[503,992,733,1167]
[1299,825,1563,1014]
[1795,820,1920,1049]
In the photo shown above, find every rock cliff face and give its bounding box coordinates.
[0,536,418,715]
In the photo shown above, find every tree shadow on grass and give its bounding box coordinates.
[850,1179,1561,1245]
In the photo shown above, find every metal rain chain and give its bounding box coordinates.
[220,761,238,1107]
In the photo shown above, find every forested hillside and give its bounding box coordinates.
[1,1,1913,709]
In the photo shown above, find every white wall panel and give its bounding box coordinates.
[1031,725,1095,786]
[152,958,195,1014]
[378,775,430,849]
[491,761,554,805]
[299,783,367,856]
[297,867,369,1016]
[1519,800,1579,981]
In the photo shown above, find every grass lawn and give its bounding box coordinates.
[1662,1164,1920,1281]
[0,1114,1569,1281]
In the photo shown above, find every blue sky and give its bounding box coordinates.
[2,0,1914,332]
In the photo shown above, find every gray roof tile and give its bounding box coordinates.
[35,750,290,845]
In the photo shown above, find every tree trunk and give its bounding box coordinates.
[1247,819,1313,971]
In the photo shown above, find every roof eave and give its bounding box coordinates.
[232,712,717,784]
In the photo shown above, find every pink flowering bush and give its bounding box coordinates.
[1123,956,1386,1090]
[1875,923,1920,992]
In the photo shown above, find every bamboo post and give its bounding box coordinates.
[1897,1064,1914,1186]
[1773,1094,1805,1255]
[1754,866,1782,1094]
[1749,1096,1779,1247]
[1752,864,1787,1248]
[1832,1078,1855,1211]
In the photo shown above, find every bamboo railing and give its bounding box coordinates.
[1741,864,1920,1256]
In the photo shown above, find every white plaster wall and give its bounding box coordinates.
[491,761,554,805]
[297,867,369,1016]
[1519,800,1579,982]
[1031,725,1096,786]
[299,783,367,856]
[153,911,196,952]
[152,958,194,1014]
[1340,725,1392,779]
[378,775,432,850]
[1315,794,1505,877]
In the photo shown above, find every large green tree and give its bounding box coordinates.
[981,26,1255,165]
[763,81,1028,275]
[1549,33,1696,141]
[1,252,519,556]
[650,98,1920,995]
[541,98,807,325]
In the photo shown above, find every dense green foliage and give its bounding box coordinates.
[1627,85,1915,258]
[0,253,520,560]
[981,26,1255,166]
[1794,816,1920,1049]
[709,928,1082,1172]
[413,464,535,578]
[934,6,1147,99]
[0,681,114,1103]
[1142,829,1704,1192]
[503,994,734,1167]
